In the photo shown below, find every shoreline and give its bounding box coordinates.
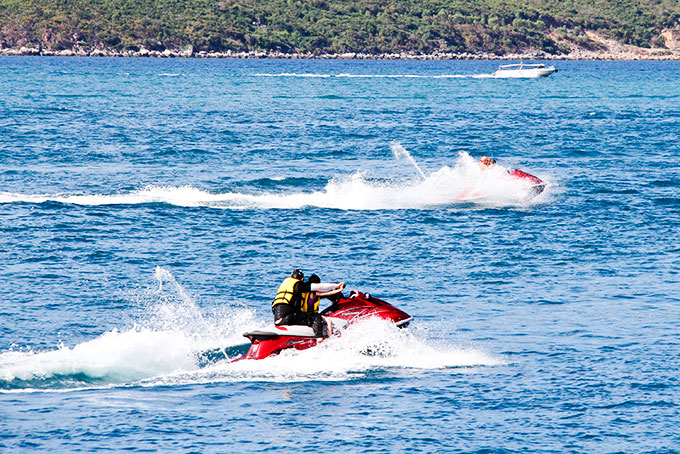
[2,46,680,61]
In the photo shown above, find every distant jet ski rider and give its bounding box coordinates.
[480,156,497,169]
[272,269,345,338]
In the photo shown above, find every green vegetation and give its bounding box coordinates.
[1,0,679,54]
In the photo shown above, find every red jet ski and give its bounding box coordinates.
[508,169,545,196]
[236,291,412,361]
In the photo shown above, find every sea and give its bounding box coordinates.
[1,56,679,453]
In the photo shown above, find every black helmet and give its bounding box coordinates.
[308,274,320,284]
[291,269,304,280]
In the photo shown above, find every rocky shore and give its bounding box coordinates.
[2,37,679,61]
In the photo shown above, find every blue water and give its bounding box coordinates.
[1,56,680,452]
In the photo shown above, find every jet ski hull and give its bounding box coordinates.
[509,169,545,196]
[457,167,546,201]
[237,291,411,361]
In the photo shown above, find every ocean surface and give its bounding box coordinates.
[1,56,679,453]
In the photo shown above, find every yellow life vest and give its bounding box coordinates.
[300,292,319,313]
[272,277,301,308]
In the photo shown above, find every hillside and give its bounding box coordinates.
[1,0,680,58]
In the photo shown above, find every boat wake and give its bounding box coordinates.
[254,72,493,79]
[0,268,503,392]
[0,152,551,210]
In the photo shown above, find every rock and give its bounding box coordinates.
[19,46,40,55]
[661,29,680,51]
[180,45,194,57]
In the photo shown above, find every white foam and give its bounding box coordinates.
[221,150,549,210]
[0,267,262,389]
[0,185,224,207]
[0,268,503,391]
[144,318,504,387]
[0,318,502,390]
[0,152,550,210]
[0,329,196,384]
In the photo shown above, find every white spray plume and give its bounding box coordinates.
[391,142,427,179]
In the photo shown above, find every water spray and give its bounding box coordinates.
[154,266,230,361]
[390,142,427,180]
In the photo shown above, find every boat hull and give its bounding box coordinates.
[493,67,557,78]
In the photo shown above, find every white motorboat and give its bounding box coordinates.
[492,62,558,78]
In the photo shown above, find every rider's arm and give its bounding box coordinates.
[311,282,344,292]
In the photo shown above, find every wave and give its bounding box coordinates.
[0,153,551,210]
[0,268,502,392]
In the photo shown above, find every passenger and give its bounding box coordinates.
[480,156,497,169]
[272,269,344,338]
[300,273,323,314]
[301,272,346,305]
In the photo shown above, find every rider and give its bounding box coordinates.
[300,274,322,313]
[272,269,344,338]
[480,156,497,169]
